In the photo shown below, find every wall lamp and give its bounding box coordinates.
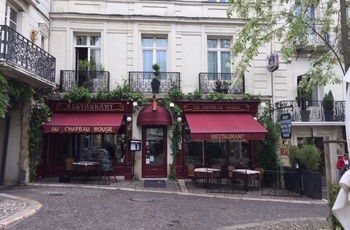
[126,116,132,122]
[169,102,174,108]
[282,139,289,147]
[177,117,182,122]
[133,101,138,107]
[152,94,158,112]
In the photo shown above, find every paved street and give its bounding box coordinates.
[0,180,330,230]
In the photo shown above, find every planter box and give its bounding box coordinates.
[302,170,322,199]
[283,167,302,195]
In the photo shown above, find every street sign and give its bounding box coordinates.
[280,113,292,139]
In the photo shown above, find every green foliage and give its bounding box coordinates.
[288,145,299,168]
[327,182,344,230]
[0,75,9,119]
[296,85,312,110]
[185,89,202,100]
[256,117,281,171]
[323,90,334,111]
[7,80,33,102]
[256,117,281,186]
[107,81,148,105]
[62,87,91,103]
[78,59,104,71]
[227,0,343,88]
[205,91,229,101]
[168,84,184,100]
[28,102,52,182]
[152,63,160,80]
[297,142,321,171]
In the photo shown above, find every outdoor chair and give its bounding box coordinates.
[187,164,195,184]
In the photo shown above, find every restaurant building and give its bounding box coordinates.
[39,98,267,180]
[40,100,134,179]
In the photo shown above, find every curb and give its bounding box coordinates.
[0,193,41,229]
[27,182,328,205]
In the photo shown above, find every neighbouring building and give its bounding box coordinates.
[0,0,56,185]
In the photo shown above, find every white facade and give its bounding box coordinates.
[0,0,54,185]
[48,0,346,182]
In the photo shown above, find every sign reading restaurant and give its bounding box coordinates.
[211,133,245,140]
[48,101,133,113]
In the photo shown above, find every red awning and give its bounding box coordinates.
[185,113,267,140]
[43,113,124,133]
[137,105,172,126]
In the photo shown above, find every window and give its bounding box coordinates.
[5,4,17,30]
[142,36,167,73]
[297,75,318,105]
[207,38,231,80]
[295,3,315,29]
[75,35,102,70]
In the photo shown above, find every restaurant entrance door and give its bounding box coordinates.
[142,126,167,178]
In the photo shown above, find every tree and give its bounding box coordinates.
[227,0,349,88]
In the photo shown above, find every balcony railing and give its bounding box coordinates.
[295,24,330,50]
[199,72,244,94]
[60,70,110,93]
[129,71,181,93]
[0,25,55,83]
[274,100,345,122]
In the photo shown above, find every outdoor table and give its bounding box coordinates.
[194,167,221,190]
[232,169,260,191]
[73,161,100,182]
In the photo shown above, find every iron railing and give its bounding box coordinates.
[0,25,56,83]
[274,100,345,122]
[261,169,303,197]
[60,70,110,93]
[295,24,330,48]
[128,71,181,93]
[199,72,244,94]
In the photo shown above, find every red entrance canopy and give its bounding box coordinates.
[137,105,172,126]
[185,113,267,140]
[43,113,124,133]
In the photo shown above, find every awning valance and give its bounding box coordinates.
[185,113,267,140]
[137,105,172,126]
[43,113,124,133]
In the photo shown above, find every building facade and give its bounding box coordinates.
[32,0,349,183]
[0,0,56,185]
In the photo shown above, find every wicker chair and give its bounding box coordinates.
[187,164,195,184]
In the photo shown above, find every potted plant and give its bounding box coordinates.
[78,59,96,91]
[283,145,303,195]
[297,142,322,199]
[296,85,312,121]
[322,90,334,121]
[151,63,161,93]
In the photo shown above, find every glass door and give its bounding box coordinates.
[142,127,167,178]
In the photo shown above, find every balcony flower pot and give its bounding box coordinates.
[151,63,161,94]
[296,85,312,121]
[322,90,334,121]
[214,80,231,94]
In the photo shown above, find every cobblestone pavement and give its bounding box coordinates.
[0,178,331,230]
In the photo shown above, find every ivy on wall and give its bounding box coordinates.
[28,87,53,182]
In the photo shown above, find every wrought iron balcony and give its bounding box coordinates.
[199,72,244,94]
[129,71,181,93]
[60,70,110,93]
[274,100,345,122]
[0,25,56,86]
[295,24,330,53]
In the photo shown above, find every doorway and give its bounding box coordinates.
[142,126,167,178]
